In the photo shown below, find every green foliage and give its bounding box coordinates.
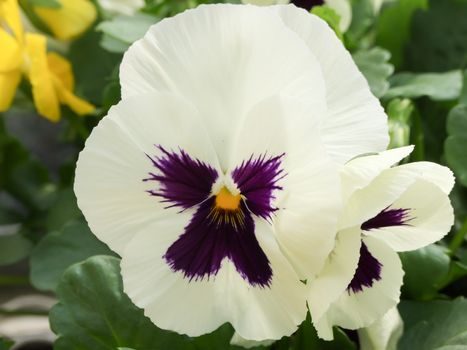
[385,70,463,101]
[98,13,159,53]
[406,0,467,72]
[375,0,428,68]
[30,220,114,291]
[353,47,394,97]
[399,244,450,300]
[0,338,14,350]
[0,224,32,266]
[50,255,196,350]
[445,104,467,187]
[399,298,467,350]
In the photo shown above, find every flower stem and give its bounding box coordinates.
[0,308,49,316]
[449,218,467,256]
[0,275,30,286]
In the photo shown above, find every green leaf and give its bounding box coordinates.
[375,0,428,67]
[50,255,196,350]
[30,220,114,291]
[406,0,467,72]
[310,6,343,40]
[384,70,462,101]
[0,224,33,266]
[399,298,467,350]
[45,189,82,231]
[353,47,394,98]
[399,244,450,300]
[345,0,375,49]
[97,13,158,53]
[445,105,467,187]
[69,30,121,104]
[0,338,14,350]
[460,70,467,106]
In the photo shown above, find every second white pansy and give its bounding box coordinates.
[308,146,455,339]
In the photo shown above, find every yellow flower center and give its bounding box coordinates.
[215,187,241,211]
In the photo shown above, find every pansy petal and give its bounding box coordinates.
[0,29,21,72]
[391,161,455,195]
[74,93,220,254]
[0,0,23,41]
[121,216,307,340]
[340,162,454,230]
[307,227,361,340]
[47,53,74,90]
[363,179,454,252]
[341,146,414,202]
[34,0,97,40]
[274,5,389,164]
[120,4,325,168]
[231,97,341,279]
[0,70,21,112]
[316,236,403,333]
[25,33,60,122]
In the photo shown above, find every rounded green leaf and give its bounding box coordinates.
[445,105,467,187]
[399,298,467,350]
[399,244,450,300]
[30,220,114,291]
[0,224,33,266]
[50,255,196,350]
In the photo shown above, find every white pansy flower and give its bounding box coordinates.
[75,4,388,340]
[308,146,454,339]
[98,0,145,16]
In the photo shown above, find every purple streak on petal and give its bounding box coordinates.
[144,146,218,210]
[164,197,272,287]
[361,207,413,231]
[232,153,285,220]
[347,242,382,294]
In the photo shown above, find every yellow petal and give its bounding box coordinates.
[47,52,74,90]
[0,69,21,112]
[0,0,23,41]
[0,28,21,72]
[25,33,60,122]
[34,0,97,40]
[55,80,95,115]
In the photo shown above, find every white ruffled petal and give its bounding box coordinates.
[316,236,403,333]
[341,146,414,202]
[307,227,361,340]
[120,4,326,169]
[274,5,389,164]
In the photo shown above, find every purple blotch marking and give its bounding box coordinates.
[144,146,218,210]
[362,207,412,231]
[347,242,382,294]
[232,153,285,221]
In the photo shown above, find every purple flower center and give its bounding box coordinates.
[290,0,325,10]
[348,207,413,293]
[144,146,285,287]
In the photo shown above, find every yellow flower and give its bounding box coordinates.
[32,0,97,40]
[0,0,95,122]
